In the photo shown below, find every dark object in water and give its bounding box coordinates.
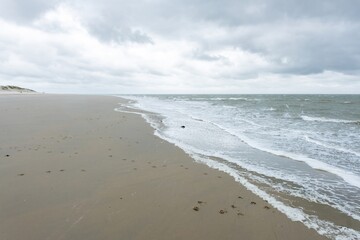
[181,126,185,128]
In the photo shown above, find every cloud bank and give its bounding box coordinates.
[0,0,359,93]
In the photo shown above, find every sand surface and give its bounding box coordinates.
[0,94,327,240]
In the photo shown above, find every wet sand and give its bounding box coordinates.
[0,94,327,240]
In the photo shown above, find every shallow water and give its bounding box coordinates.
[118,94,360,239]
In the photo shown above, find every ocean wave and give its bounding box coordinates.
[301,115,360,124]
[264,107,276,111]
[304,136,360,157]
[206,121,360,189]
[201,97,260,101]
[138,114,360,239]
[160,131,360,239]
[118,96,360,239]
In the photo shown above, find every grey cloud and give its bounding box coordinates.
[74,0,360,75]
[1,0,360,93]
[191,49,227,62]
[89,22,153,44]
[0,0,58,23]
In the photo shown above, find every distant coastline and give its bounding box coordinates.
[0,85,37,94]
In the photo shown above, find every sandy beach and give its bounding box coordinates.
[0,94,327,240]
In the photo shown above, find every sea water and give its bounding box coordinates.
[116,94,360,239]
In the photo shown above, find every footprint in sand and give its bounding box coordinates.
[231,204,236,209]
[81,169,86,172]
[237,211,244,216]
[193,206,199,211]
[46,170,51,173]
[219,209,227,214]
[264,206,270,209]
[251,201,256,205]
[152,166,157,168]
[203,173,208,175]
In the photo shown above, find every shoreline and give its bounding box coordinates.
[0,94,326,240]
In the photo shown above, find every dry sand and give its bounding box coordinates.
[0,94,327,240]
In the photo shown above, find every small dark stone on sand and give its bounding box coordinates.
[46,171,51,173]
[81,169,86,172]
[181,126,185,128]
[18,173,24,176]
[237,212,244,216]
[193,206,199,211]
[60,169,65,172]
[238,196,243,199]
[203,173,208,175]
[251,201,256,205]
[109,155,112,157]
[231,205,236,208]
[219,209,227,214]
[5,154,10,157]
[264,206,270,209]
[152,166,157,168]
[198,201,203,204]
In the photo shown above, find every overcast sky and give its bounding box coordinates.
[0,0,359,93]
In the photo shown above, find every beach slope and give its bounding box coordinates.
[0,94,326,240]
